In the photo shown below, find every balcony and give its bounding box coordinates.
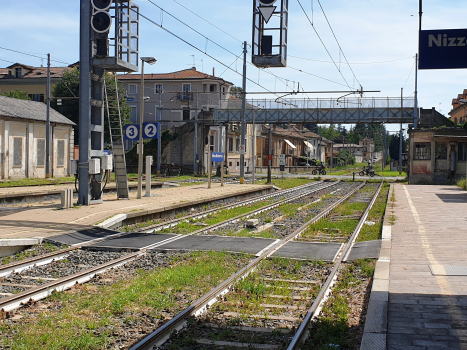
[176,92,193,101]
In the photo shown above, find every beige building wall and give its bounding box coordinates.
[0,117,73,180]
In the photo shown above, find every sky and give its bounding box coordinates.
[1,0,467,133]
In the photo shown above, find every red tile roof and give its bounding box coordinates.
[0,63,70,80]
[117,67,233,85]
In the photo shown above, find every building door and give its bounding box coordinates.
[435,142,448,172]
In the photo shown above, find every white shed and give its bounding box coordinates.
[0,96,75,180]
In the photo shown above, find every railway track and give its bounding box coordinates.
[129,181,383,350]
[0,181,324,279]
[0,180,341,314]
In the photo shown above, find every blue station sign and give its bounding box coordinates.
[211,152,224,162]
[419,29,467,69]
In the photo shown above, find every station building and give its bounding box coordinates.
[0,95,74,180]
[408,107,467,184]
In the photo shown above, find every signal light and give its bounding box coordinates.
[92,0,112,11]
[91,0,112,34]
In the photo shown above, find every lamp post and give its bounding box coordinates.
[137,57,157,199]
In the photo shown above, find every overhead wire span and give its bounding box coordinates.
[402,58,416,89]
[296,0,352,89]
[133,8,280,97]
[289,55,414,65]
[316,0,361,87]
[154,0,343,93]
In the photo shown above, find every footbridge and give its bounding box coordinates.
[214,97,416,124]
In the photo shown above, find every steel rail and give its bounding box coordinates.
[140,181,338,250]
[0,181,321,278]
[141,181,323,233]
[287,181,384,350]
[0,181,333,312]
[129,181,366,350]
[0,250,146,313]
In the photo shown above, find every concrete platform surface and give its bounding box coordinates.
[152,235,277,255]
[271,241,343,262]
[0,183,271,240]
[388,185,467,350]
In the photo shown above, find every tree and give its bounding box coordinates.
[230,86,243,99]
[52,68,130,145]
[335,150,355,166]
[1,89,31,100]
[388,133,408,160]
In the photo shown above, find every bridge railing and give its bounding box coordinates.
[220,97,415,110]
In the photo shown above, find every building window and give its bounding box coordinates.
[435,143,447,160]
[129,107,137,122]
[57,140,65,167]
[414,142,431,160]
[210,84,216,92]
[236,162,239,166]
[222,86,226,95]
[155,84,163,94]
[229,161,232,166]
[228,137,233,152]
[235,137,240,152]
[13,137,22,167]
[182,108,190,120]
[459,143,467,161]
[28,94,44,102]
[15,68,22,78]
[37,139,45,167]
[128,84,137,94]
[203,84,207,92]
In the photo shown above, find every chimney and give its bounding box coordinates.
[212,67,215,76]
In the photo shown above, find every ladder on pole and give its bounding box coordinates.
[105,75,130,199]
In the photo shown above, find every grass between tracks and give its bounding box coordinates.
[0,177,75,188]
[357,183,390,242]
[302,259,375,350]
[0,251,250,350]
[255,177,315,189]
[299,185,378,242]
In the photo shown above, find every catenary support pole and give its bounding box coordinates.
[399,88,403,174]
[251,110,255,184]
[157,92,161,175]
[414,53,419,129]
[240,41,247,184]
[194,91,198,174]
[78,0,91,205]
[267,125,272,184]
[137,61,145,199]
[46,53,51,179]
[208,150,212,188]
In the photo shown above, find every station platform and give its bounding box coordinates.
[373,185,467,350]
[0,183,272,240]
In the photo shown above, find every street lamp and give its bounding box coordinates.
[137,56,157,199]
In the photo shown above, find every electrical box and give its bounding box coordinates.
[101,155,113,171]
[89,158,101,174]
[69,159,79,175]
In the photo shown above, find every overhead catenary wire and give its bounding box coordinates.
[402,58,416,90]
[134,8,281,97]
[289,55,414,65]
[155,0,348,92]
[315,0,361,87]
[296,0,352,90]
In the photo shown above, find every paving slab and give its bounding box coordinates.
[271,241,342,262]
[152,235,277,255]
[85,233,178,251]
[388,185,467,349]
[345,240,382,262]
